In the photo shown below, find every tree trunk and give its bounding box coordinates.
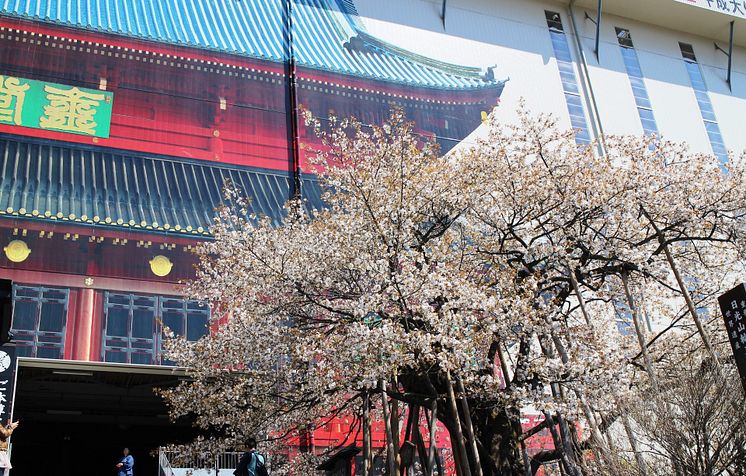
[474,405,526,475]
[397,373,527,475]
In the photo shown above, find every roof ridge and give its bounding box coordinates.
[355,31,487,80]
[0,0,503,89]
[333,0,368,33]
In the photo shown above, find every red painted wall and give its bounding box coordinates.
[0,15,500,473]
[0,19,496,173]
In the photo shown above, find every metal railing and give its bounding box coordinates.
[159,450,176,476]
[159,448,243,474]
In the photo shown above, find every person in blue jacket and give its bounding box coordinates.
[116,447,134,476]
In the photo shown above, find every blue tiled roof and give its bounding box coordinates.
[0,136,324,235]
[0,0,498,90]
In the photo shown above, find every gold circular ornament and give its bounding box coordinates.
[149,255,173,277]
[4,240,30,263]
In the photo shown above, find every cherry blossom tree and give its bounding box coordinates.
[589,345,746,476]
[161,105,746,476]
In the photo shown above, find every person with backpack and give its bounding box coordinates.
[233,438,268,476]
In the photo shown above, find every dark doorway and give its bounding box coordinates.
[9,360,197,476]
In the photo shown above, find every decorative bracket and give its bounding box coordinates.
[714,20,735,91]
[583,0,603,61]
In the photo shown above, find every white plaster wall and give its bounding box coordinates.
[352,0,746,156]
[572,5,746,155]
[353,0,578,145]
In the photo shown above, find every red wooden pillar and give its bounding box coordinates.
[72,240,102,361]
[72,287,95,361]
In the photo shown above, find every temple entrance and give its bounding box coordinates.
[9,359,197,476]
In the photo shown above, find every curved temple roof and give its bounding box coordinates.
[0,136,324,236]
[0,0,501,90]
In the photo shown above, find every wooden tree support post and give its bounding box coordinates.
[568,266,614,462]
[661,238,720,366]
[642,208,720,367]
[544,412,582,476]
[622,415,647,476]
[402,403,417,476]
[568,266,592,327]
[427,403,439,476]
[456,376,483,476]
[363,390,372,476]
[621,270,660,393]
[391,391,401,472]
[445,370,472,476]
[412,407,432,475]
[380,380,400,476]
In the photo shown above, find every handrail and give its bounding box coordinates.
[158,450,176,476]
[159,447,244,472]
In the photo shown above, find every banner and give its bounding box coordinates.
[0,346,17,425]
[0,75,113,138]
[674,0,746,20]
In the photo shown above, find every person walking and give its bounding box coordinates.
[233,438,267,476]
[0,419,19,476]
[116,447,134,476]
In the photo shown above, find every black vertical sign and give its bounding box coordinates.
[718,283,746,392]
[0,346,17,425]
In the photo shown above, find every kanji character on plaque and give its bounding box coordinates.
[0,76,30,126]
[39,84,105,135]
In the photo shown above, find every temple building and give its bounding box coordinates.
[0,1,504,474]
[5,0,740,473]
